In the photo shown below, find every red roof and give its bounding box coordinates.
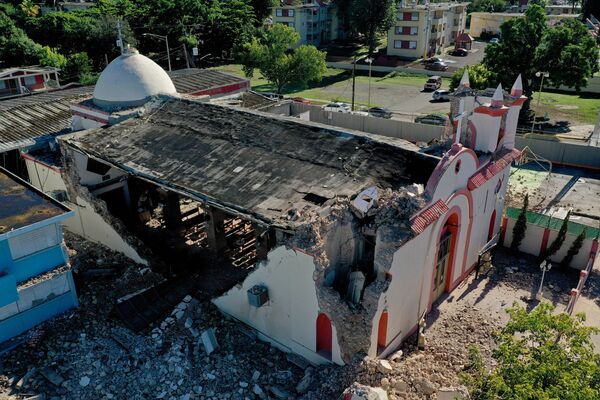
[411,199,449,235]
[468,148,520,190]
[456,33,474,42]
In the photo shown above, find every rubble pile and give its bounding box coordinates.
[0,234,320,400]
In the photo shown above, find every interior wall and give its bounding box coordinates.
[213,246,343,365]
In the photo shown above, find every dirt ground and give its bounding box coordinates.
[1,237,598,400]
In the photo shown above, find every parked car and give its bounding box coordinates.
[425,61,448,71]
[490,38,500,44]
[424,76,442,91]
[414,114,449,126]
[449,48,468,57]
[351,110,369,116]
[291,97,311,104]
[422,57,443,64]
[322,102,351,113]
[367,107,393,119]
[432,89,451,102]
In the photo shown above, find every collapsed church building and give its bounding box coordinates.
[11,49,526,365]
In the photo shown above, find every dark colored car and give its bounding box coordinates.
[422,57,443,64]
[424,61,448,71]
[414,114,449,126]
[368,106,393,119]
[450,48,468,57]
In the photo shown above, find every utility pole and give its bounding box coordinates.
[183,44,190,69]
[351,55,357,111]
[116,21,124,54]
[531,71,549,134]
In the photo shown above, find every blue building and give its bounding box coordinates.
[0,167,77,344]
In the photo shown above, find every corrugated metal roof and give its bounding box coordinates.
[169,69,249,94]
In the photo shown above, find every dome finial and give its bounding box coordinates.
[491,84,504,108]
[511,74,523,97]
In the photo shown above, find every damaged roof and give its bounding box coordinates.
[0,167,70,234]
[64,97,440,228]
[168,69,249,95]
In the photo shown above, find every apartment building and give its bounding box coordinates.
[271,0,343,46]
[387,1,469,60]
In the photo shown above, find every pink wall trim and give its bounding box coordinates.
[539,228,551,256]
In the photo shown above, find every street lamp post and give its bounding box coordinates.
[365,57,373,109]
[143,33,171,72]
[536,258,552,300]
[531,71,549,134]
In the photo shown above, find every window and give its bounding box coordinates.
[395,26,418,35]
[400,12,418,21]
[409,41,417,49]
[276,9,283,16]
[24,75,37,86]
[394,40,402,49]
[8,225,59,260]
[0,80,5,89]
[288,22,295,28]
[288,9,294,17]
[393,40,417,49]
[86,157,111,175]
[411,12,419,21]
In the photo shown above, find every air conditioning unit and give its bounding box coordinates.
[247,285,269,307]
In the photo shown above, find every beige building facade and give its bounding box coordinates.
[387,2,469,60]
[469,11,579,37]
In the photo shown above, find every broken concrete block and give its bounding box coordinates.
[79,376,90,387]
[352,187,378,218]
[295,368,313,394]
[342,383,388,400]
[252,371,261,381]
[346,271,365,304]
[389,350,403,361]
[253,384,266,399]
[414,377,436,396]
[39,367,63,386]
[182,295,192,303]
[437,386,468,400]
[175,310,185,320]
[376,359,393,374]
[184,318,193,329]
[15,368,36,389]
[200,328,219,355]
[269,386,292,399]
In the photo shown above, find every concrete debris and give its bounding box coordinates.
[39,367,64,386]
[343,382,389,400]
[200,328,219,355]
[376,360,393,374]
[79,376,91,387]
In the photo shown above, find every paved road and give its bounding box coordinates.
[442,41,487,70]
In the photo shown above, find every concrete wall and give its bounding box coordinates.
[0,270,78,343]
[290,103,445,143]
[213,246,344,365]
[24,157,147,265]
[503,217,597,269]
[514,136,600,170]
[325,62,455,78]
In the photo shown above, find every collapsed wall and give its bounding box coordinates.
[57,141,151,265]
[287,185,425,362]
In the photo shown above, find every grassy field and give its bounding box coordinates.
[213,64,428,105]
[530,91,600,125]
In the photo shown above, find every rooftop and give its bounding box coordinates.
[169,69,249,95]
[64,97,440,228]
[507,164,600,228]
[0,167,70,234]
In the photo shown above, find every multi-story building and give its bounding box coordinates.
[0,167,77,345]
[469,12,579,37]
[387,1,469,60]
[271,0,344,46]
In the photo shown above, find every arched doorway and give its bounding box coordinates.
[316,313,332,359]
[432,213,459,302]
[488,209,497,242]
[377,310,388,353]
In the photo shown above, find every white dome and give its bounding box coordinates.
[93,48,176,108]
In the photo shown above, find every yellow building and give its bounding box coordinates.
[469,12,579,37]
[387,2,469,60]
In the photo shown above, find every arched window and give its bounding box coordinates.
[316,313,332,359]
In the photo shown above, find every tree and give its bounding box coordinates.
[534,18,599,91]
[510,193,528,250]
[483,4,599,119]
[463,303,600,400]
[582,0,600,19]
[349,0,396,55]
[239,24,327,94]
[20,0,40,17]
[543,210,570,259]
[467,0,507,13]
[449,64,494,91]
[483,5,547,98]
[205,0,257,59]
[249,0,275,23]
[561,227,586,268]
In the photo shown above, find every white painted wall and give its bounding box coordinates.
[24,158,147,265]
[70,149,126,186]
[471,112,501,153]
[503,217,595,269]
[213,246,343,365]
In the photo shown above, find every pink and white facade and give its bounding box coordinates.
[215,72,526,364]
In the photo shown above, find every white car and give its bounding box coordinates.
[322,102,351,113]
[432,89,451,102]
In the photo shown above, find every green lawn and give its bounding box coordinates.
[530,91,600,125]
[212,64,426,103]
